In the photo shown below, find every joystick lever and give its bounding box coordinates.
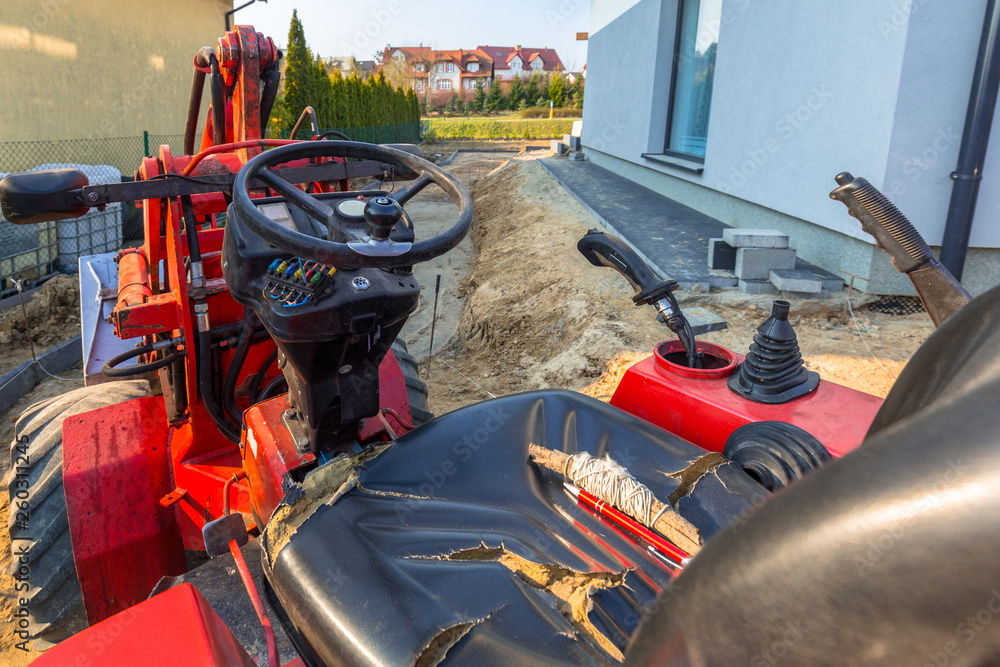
[364,196,403,241]
[578,229,702,368]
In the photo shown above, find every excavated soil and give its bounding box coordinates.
[0,275,82,377]
[426,159,933,415]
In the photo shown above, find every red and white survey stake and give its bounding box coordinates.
[565,482,692,569]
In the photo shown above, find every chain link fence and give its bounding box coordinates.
[0,124,419,296]
[0,133,183,295]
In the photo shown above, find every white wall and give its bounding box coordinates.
[584,0,1000,251]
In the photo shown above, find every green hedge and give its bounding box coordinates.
[426,118,576,140]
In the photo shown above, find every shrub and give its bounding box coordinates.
[518,107,581,119]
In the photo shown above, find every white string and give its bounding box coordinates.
[564,451,658,525]
[846,296,896,380]
[429,354,496,399]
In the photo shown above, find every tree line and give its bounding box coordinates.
[272,11,420,136]
[434,71,583,115]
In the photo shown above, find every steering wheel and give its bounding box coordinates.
[232,141,473,268]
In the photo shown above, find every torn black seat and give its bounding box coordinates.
[261,390,766,666]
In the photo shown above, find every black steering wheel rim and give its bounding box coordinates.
[232,140,473,268]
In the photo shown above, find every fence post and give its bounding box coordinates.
[143,131,150,158]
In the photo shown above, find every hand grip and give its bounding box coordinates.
[0,169,90,224]
[577,229,661,294]
[829,172,933,274]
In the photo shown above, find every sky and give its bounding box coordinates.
[234,0,591,72]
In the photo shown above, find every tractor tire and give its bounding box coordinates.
[391,339,433,426]
[7,380,152,647]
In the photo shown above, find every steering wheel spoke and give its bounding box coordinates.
[393,172,434,204]
[256,168,335,228]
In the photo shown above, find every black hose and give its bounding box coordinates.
[209,53,226,147]
[102,344,182,377]
[170,356,187,416]
[258,374,288,401]
[249,348,278,404]
[260,51,282,135]
[316,130,352,141]
[183,66,206,155]
[199,328,240,442]
[223,309,257,425]
[181,195,202,262]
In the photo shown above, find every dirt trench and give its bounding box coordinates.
[424,158,934,415]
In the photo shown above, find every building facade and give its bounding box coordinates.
[384,44,564,99]
[480,45,565,81]
[583,0,1000,296]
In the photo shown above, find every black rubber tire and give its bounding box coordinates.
[391,339,433,426]
[7,380,152,647]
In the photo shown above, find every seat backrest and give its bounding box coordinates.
[627,283,1000,666]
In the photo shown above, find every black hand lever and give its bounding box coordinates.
[578,228,664,295]
[0,169,90,224]
[578,229,702,368]
[829,172,971,326]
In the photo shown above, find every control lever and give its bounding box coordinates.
[577,229,702,368]
[0,169,90,224]
[829,172,971,326]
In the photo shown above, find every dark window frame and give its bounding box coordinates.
[663,0,708,164]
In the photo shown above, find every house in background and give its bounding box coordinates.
[383,44,565,99]
[583,0,1000,296]
[320,56,377,79]
[480,45,565,81]
[384,46,496,95]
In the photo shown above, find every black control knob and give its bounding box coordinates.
[363,196,403,240]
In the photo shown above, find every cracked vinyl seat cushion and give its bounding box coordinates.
[262,389,767,667]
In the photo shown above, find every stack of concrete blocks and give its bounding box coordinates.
[552,120,586,161]
[708,228,841,296]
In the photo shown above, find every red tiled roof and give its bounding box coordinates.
[386,46,495,75]
[480,45,564,72]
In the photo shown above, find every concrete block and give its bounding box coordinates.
[684,306,728,335]
[707,272,739,288]
[551,140,568,155]
[707,238,736,270]
[810,272,845,291]
[769,269,824,294]
[562,134,581,150]
[568,152,585,161]
[723,228,790,249]
[735,247,797,280]
[572,120,583,137]
[739,279,777,295]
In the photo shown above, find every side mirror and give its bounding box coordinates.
[0,168,90,224]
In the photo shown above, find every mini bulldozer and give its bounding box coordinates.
[4,25,1000,667]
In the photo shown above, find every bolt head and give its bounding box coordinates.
[87,192,99,202]
[283,409,296,419]
[339,364,352,374]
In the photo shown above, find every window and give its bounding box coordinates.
[446,63,454,73]
[437,79,452,90]
[665,0,721,159]
[415,81,423,91]
[415,63,424,72]
[468,62,479,72]
[436,63,444,73]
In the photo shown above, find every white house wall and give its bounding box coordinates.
[584,0,1000,260]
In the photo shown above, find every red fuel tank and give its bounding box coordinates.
[610,340,883,458]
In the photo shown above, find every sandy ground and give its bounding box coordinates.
[0,144,935,661]
[420,157,933,416]
[0,276,82,378]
